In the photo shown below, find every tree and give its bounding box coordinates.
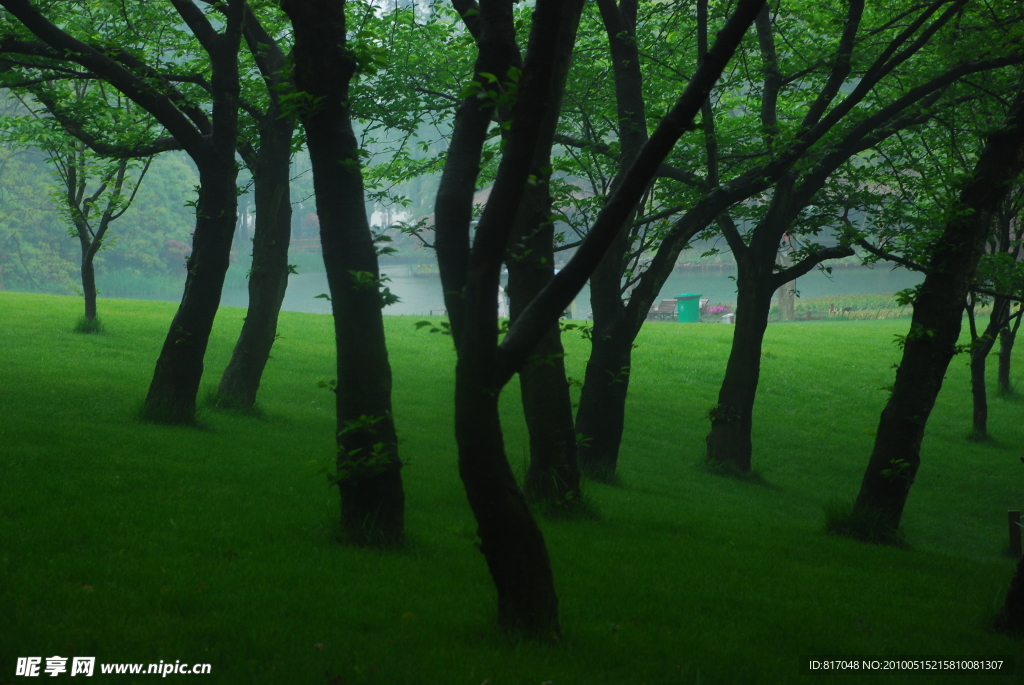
[843,83,1024,442]
[0,0,247,424]
[430,0,764,637]
[1,81,153,329]
[556,0,1024,477]
[214,3,297,410]
[847,89,1024,540]
[280,0,405,546]
[0,0,310,415]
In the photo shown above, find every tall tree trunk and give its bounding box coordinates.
[852,94,1024,537]
[144,163,239,423]
[282,0,404,546]
[506,0,582,506]
[572,0,647,483]
[705,250,775,471]
[217,114,294,409]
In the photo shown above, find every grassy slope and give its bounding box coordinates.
[1,291,1022,685]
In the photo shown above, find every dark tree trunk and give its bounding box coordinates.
[969,298,1009,438]
[434,0,761,637]
[217,113,294,409]
[852,94,1024,537]
[140,3,245,425]
[575,314,634,481]
[572,0,647,483]
[80,247,98,322]
[282,0,404,546]
[506,1,582,506]
[144,164,240,423]
[705,250,776,471]
[456,320,561,636]
[998,320,1018,395]
[507,206,580,504]
[996,553,1024,634]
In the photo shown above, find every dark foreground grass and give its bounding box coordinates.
[2,291,1023,684]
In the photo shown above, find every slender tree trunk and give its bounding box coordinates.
[705,250,775,471]
[506,1,582,505]
[775,239,794,321]
[852,94,1024,537]
[998,322,1018,395]
[217,114,294,409]
[970,298,1009,437]
[283,0,404,546]
[507,206,580,503]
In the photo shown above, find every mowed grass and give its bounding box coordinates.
[2,290,1023,685]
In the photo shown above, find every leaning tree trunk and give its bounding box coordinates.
[283,0,404,546]
[705,251,776,472]
[144,162,240,424]
[456,303,561,636]
[852,94,1024,537]
[217,112,294,409]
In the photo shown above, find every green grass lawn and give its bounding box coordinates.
[2,291,1023,684]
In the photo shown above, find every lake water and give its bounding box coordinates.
[203,263,923,319]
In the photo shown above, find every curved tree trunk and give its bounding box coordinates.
[705,251,775,472]
[852,94,1024,537]
[456,332,561,636]
[144,163,239,423]
[217,113,294,409]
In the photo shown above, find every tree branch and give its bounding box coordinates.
[496,0,767,385]
[770,245,855,288]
